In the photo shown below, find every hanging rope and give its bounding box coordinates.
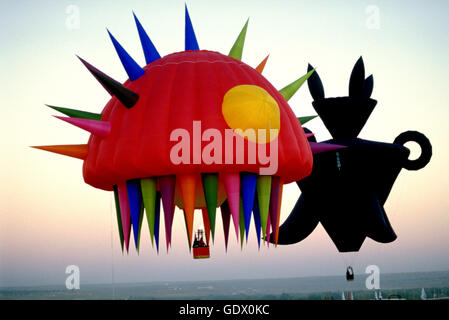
[110,193,116,299]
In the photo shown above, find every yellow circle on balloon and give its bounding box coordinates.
[222,85,280,143]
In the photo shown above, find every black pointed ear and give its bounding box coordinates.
[363,75,374,98]
[307,63,325,100]
[349,56,365,97]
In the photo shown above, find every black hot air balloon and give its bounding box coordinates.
[272,57,432,252]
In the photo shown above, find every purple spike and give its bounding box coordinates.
[220,201,231,252]
[310,142,347,154]
[77,56,139,109]
[154,191,161,253]
[159,176,176,251]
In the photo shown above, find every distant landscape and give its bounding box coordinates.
[1,271,448,300]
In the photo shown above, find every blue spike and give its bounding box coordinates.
[133,12,161,65]
[253,192,262,248]
[107,29,145,81]
[154,191,161,252]
[185,5,199,51]
[241,173,257,240]
[127,180,143,249]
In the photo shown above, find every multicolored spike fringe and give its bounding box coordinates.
[32,6,346,254]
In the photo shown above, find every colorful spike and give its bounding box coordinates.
[309,142,347,154]
[222,172,240,239]
[201,208,211,245]
[32,144,87,160]
[255,55,269,73]
[297,115,317,125]
[229,18,249,61]
[269,176,281,244]
[305,133,314,138]
[185,5,199,51]
[307,63,325,100]
[107,30,145,81]
[117,182,131,252]
[46,105,102,120]
[182,209,192,251]
[275,184,283,245]
[126,180,143,250]
[253,194,262,249]
[266,214,271,248]
[256,175,271,237]
[113,185,124,252]
[54,116,111,137]
[178,174,196,245]
[159,176,176,250]
[133,12,161,64]
[154,192,161,252]
[140,177,157,246]
[239,199,245,248]
[202,173,218,241]
[241,172,257,240]
[77,56,139,109]
[279,69,315,101]
[220,201,231,252]
[136,201,145,252]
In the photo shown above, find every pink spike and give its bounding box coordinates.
[309,142,346,154]
[222,172,240,240]
[117,182,131,252]
[159,176,176,252]
[55,116,111,137]
[305,133,315,138]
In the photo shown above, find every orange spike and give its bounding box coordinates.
[255,55,269,73]
[32,144,88,160]
[178,174,197,246]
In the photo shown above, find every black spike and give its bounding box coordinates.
[307,63,325,101]
[349,56,365,98]
[77,56,139,109]
[363,75,374,98]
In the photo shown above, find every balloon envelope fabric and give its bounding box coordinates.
[33,7,336,253]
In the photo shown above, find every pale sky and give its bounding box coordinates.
[0,0,448,287]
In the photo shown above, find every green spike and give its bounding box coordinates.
[46,104,102,120]
[113,186,124,252]
[297,115,318,125]
[202,173,218,241]
[228,18,249,61]
[256,175,272,236]
[279,69,315,101]
[239,198,245,249]
[140,178,157,246]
